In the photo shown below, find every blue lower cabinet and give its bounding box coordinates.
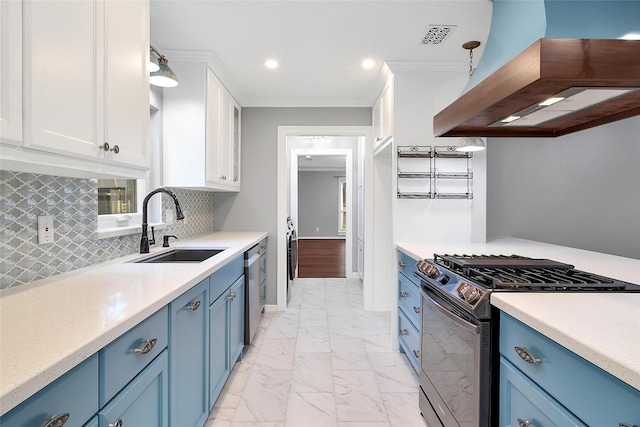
[228,276,245,365]
[169,279,209,427]
[98,350,168,427]
[500,356,587,427]
[0,354,98,427]
[208,275,245,410]
[397,250,421,374]
[398,310,420,373]
[209,290,230,409]
[99,306,168,406]
[500,312,640,426]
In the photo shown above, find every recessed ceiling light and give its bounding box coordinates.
[362,59,375,69]
[265,59,279,69]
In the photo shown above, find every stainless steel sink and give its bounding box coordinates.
[135,249,225,263]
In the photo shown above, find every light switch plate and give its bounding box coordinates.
[38,215,55,244]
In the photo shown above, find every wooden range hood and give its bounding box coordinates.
[434,38,640,138]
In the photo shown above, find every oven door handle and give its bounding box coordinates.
[426,292,480,334]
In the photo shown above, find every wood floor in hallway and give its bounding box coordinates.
[297,238,345,278]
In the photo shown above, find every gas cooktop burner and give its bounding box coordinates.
[426,253,640,292]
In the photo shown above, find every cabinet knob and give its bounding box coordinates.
[99,142,110,152]
[413,306,421,314]
[516,419,531,427]
[134,338,157,355]
[399,292,407,298]
[110,144,120,154]
[43,413,70,427]
[227,292,237,301]
[398,261,406,267]
[399,329,408,336]
[187,300,201,311]
[108,420,123,427]
[412,349,420,359]
[514,346,541,364]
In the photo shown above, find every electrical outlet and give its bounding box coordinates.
[38,215,55,244]
[316,227,320,232]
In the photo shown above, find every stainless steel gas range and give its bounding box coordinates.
[413,254,640,427]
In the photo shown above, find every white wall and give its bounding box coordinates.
[298,171,344,238]
[392,69,487,244]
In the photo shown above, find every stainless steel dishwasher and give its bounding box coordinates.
[244,244,262,344]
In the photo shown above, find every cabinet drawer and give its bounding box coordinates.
[500,312,640,426]
[98,349,168,427]
[398,310,420,373]
[500,356,587,427]
[398,273,421,329]
[397,250,420,285]
[210,255,244,304]
[0,354,98,427]
[100,306,168,405]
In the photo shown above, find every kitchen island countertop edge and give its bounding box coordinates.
[396,237,640,391]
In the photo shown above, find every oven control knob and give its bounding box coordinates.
[424,264,440,279]
[456,282,483,305]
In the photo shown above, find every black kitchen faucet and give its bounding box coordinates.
[140,188,185,253]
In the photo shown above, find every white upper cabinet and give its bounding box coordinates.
[103,0,150,169]
[0,0,22,147]
[164,60,241,191]
[372,76,393,153]
[10,0,150,177]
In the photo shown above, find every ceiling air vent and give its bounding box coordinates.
[420,25,456,45]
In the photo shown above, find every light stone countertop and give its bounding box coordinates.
[396,238,640,391]
[0,231,268,416]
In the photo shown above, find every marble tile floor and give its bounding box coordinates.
[204,277,428,427]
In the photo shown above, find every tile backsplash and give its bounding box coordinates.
[0,170,214,290]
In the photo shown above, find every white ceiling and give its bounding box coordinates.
[150,0,492,107]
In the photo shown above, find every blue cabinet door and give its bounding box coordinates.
[500,356,587,427]
[228,275,245,365]
[169,279,209,427]
[98,350,168,427]
[209,291,230,409]
[0,354,98,427]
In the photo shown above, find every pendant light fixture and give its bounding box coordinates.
[455,41,486,152]
[456,137,486,152]
[149,47,160,72]
[149,46,178,87]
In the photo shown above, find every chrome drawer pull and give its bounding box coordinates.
[516,419,530,427]
[186,300,201,311]
[399,292,407,298]
[514,346,541,364]
[413,306,421,314]
[44,413,70,427]
[412,349,420,358]
[134,338,157,355]
[619,423,638,427]
[398,261,406,267]
[400,329,408,336]
[108,420,123,427]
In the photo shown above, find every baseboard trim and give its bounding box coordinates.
[264,304,280,312]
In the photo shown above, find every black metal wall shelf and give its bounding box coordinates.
[397,145,473,199]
